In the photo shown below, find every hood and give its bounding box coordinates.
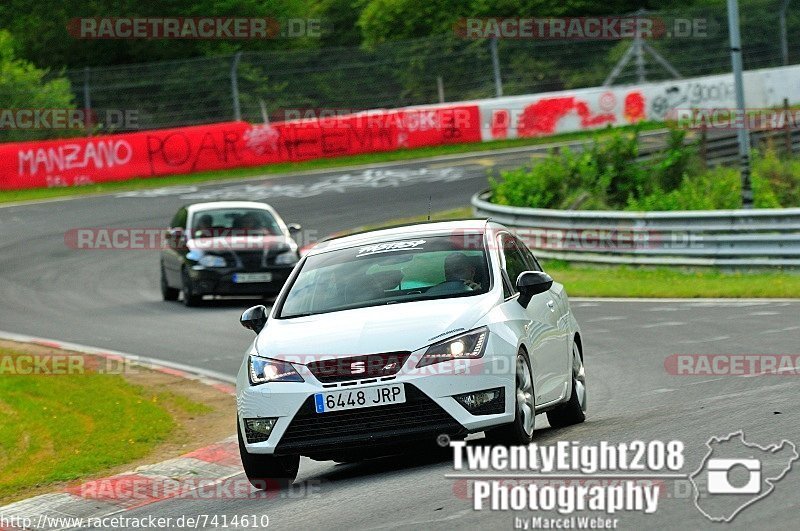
[256,294,497,360]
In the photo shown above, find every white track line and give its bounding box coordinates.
[570,297,800,303]
[0,330,235,384]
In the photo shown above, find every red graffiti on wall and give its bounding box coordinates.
[623,91,646,123]
[517,96,616,137]
[490,109,510,139]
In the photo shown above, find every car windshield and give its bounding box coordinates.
[277,235,490,318]
[190,208,281,238]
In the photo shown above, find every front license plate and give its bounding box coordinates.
[314,384,406,413]
[232,272,272,283]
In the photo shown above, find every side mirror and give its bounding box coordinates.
[240,305,268,334]
[516,271,553,307]
[287,223,302,234]
[166,228,185,248]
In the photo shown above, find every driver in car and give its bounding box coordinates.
[444,252,481,290]
[194,214,214,238]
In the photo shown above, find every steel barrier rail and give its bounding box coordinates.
[471,190,800,266]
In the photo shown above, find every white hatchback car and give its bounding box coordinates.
[236,220,586,487]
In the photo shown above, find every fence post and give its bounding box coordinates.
[231,52,242,121]
[727,0,753,209]
[699,122,707,168]
[83,67,92,136]
[634,19,646,84]
[784,98,792,155]
[780,0,791,65]
[490,37,503,97]
[436,76,445,103]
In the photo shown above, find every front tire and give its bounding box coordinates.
[160,265,179,301]
[546,342,587,428]
[237,423,299,490]
[181,268,203,307]
[485,349,535,445]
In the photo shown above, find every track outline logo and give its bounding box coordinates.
[689,430,798,522]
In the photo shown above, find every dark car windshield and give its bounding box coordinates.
[190,208,281,238]
[277,234,490,318]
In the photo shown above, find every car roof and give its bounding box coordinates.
[306,219,501,255]
[186,201,276,213]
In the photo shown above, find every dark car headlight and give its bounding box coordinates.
[273,251,299,266]
[417,327,488,368]
[248,355,304,385]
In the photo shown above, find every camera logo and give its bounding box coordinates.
[690,431,798,522]
[706,458,761,494]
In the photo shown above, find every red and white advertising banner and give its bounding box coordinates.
[3,63,800,190]
[0,105,481,190]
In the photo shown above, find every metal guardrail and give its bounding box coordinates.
[535,127,800,168]
[690,128,800,166]
[472,190,800,267]
[471,126,800,267]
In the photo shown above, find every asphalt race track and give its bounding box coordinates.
[1,147,798,529]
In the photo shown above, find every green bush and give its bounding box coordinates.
[626,166,743,211]
[0,30,77,142]
[755,148,800,207]
[627,150,792,211]
[490,129,800,211]
[491,128,673,210]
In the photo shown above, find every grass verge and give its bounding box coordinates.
[0,341,233,504]
[0,122,663,205]
[543,261,800,298]
[346,208,800,298]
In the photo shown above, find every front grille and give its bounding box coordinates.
[235,250,265,270]
[306,352,410,383]
[275,384,465,455]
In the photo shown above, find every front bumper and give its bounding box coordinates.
[236,333,517,458]
[189,266,293,295]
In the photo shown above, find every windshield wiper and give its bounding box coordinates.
[280,312,313,319]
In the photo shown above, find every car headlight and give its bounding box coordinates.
[198,254,227,268]
[417,327,488,368]
[248,355,304,385]
[274,251,299,266]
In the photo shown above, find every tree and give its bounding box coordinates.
[0,0,315,70]
[0,30,76,141]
